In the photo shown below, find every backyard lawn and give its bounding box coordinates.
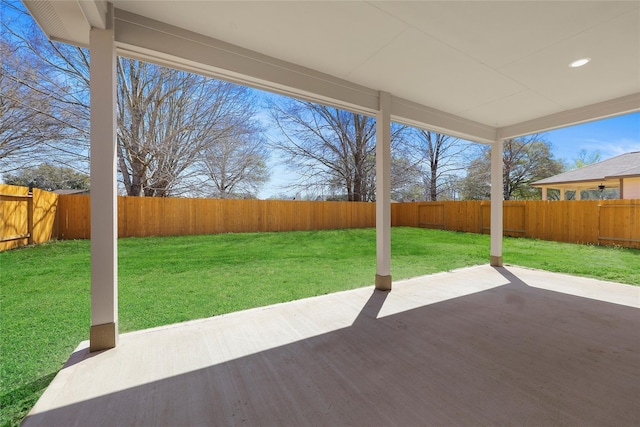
[1,227,639,426]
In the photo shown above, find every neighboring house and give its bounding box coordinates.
[533,151,640,200]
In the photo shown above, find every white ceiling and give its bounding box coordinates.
[23,0,640,143]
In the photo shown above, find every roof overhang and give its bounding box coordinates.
[22,0,640,144]
[532,178,624,189]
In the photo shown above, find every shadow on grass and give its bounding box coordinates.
[0,372,57,426]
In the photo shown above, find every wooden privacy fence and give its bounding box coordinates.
[392,200,640,249]
[57,196,376,239]
[2,186,639,250]
[0,184,58,251]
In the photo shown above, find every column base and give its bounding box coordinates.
[90,322,118,352]
[490,256,503,267]
[375,274,392,291]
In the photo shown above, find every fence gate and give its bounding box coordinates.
[0,191,33,248]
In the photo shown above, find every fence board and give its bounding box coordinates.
[445,201,481,233]
[504,203,526,236]
[418,203,444,228]
[598,200,640,247]
[480,202,491,234]
[0,185,29,251]
[32,188,58,243]
[0,185,58,251]
[57,194,90,240]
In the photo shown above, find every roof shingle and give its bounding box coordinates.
[533,152,640,185]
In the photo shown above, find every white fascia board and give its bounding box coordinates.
[498,93,640,140]
[532,179,621,188]
[114,9,379,116]
[391,97,498,144]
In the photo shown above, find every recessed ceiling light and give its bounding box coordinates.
[569,58,591,68]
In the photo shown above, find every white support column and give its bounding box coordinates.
[575,189,581,200]
[89,4,118,352]
[541,187,547,201]
[490,140,503,267]
[559,187,565,200]
[375,91,392,290]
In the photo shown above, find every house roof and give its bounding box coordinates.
[533,152,640,186]
[22,1,640,144]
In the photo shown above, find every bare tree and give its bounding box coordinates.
[1,3,90,172]
[2,1,267,196]
[0,39,48,166]
[389,156,423,201]
[116,60,262,196]
[199,124,269,198]
[269,99,406,201]
[502,136,563,200]
[460,154,491,200]
[408,130,471,201]
[461,134,563,200]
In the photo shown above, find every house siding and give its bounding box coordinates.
[623,177,640,199]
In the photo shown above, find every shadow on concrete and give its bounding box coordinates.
[23,272,640,426]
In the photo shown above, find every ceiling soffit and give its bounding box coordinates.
[22,0,640,144]
[114,8,499,143]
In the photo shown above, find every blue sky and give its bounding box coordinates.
[544,112,640,164]
[260,111,640,198]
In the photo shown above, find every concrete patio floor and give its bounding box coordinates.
[22,265,640,427]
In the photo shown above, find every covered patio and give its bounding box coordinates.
[18,2,640,425]
[22,0,640,352]
[23,265,640,426]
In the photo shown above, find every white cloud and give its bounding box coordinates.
[579,138,640,159]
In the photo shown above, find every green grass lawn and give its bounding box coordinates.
[1,227,638,426]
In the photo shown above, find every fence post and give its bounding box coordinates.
[27,186,34,245]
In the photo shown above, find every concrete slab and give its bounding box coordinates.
[22,265,640,426]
